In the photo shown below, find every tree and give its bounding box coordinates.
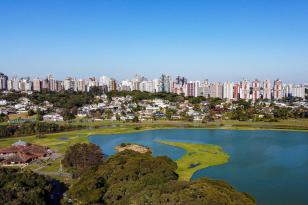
[62,109,75,121]
[36,108,43,121]
[68,151,255,205]
[104,109,113,119]
[0,122,82,139]
[132,115,139,122]
[115,113,120,121]
[175,95,185,103]
[208,98,223,110]
[0,168,65,205]
[63,143,104,177]
[273,106,289,119]
[92,110,102,119]
[27,109,35,116]
[0,114,8,123]
[165,108,176,120]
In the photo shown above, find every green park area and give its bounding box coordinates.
[157,140,229,181]
[0,125,151,178]
[0,119,308,181]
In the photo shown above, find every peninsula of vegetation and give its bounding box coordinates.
[65,145,255,205]
[157,140,229,181]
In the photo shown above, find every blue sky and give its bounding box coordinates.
[0,0,307,82]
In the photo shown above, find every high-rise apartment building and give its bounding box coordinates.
[273,79,283,99]
[209,83,223,99]
[77,79,87,92]
[186,81,200,97]
[233,83,240,100]
[63,77,77,91]
[252,79,261,102]
[33,78,41,92]
[109,78,117,91]
[47,74,57,91]
[291,85,305,99]
[175,76,187,87]
[153,79,160,93]
[87,77,98,91]
[42,78,49,91]
[240,80,250,100]
[186,82,196,97]
[18,77,31,91]
[223,81,234,100]
[159,74,172,92]
[0,73,8,90]
[141,80,155,93]
[99,76,110,87]
[8,76,20,91]
[120,80,132,91]
[262,80,271,99]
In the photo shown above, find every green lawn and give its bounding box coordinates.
[0,126,148,152]
[157,140,229,181]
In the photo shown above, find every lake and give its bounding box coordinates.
[89,129,308,205]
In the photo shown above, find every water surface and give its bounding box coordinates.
[89,129,308,205]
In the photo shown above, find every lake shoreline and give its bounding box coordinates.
[90,129,308,205]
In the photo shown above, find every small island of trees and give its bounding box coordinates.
[115,142,152,154]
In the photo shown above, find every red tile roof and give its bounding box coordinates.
[0,143,49,164]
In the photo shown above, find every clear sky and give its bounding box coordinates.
[0,0,307,83]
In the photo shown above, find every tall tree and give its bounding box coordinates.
[63,143,104,177]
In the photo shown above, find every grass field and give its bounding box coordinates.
[157,140,229,181]
[128,119,308,131]
[67,119,308,131]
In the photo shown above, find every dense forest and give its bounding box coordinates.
[0,122,83,139]
[0,143,256,204]
[0,168,65,205]
[65,144,256,205]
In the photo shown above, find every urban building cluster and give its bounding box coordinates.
[0,72,306,101]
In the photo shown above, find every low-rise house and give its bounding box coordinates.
[193,115,203,122]
[153,99,169,108]
[43,114,64,122]
[77,111,88,117]
[126,114,136,121]
[154,111,166,119]
[274,102,287,107]
[145,106,160,113]
[171,114,182,120]
[0,140,51,165]
[0,100,7,106]
[14,103,25,110]
[187,109,201,117]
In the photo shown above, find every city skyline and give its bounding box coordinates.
[2,72,308,85]
[1,72,306,101]
[1,0,308,82]
[0,71,308,85]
